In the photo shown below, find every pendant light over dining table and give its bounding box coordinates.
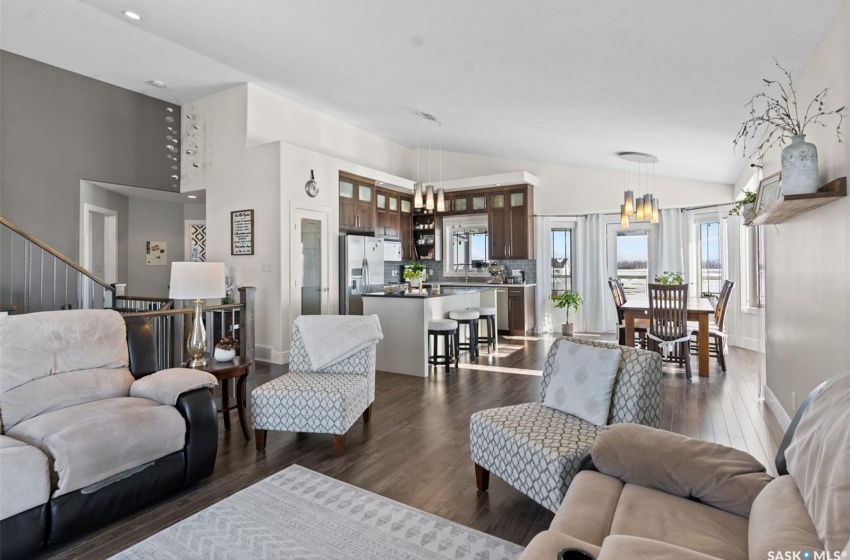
[619,152,660,227]
[413,111,443,212]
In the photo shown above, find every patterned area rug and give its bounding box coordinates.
[112,465,524,559]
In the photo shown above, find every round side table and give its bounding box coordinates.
[188,356,253,440]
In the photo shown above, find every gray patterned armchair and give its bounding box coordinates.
[469,337,662,512]
[251,321,377,456]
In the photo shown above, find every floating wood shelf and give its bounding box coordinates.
[747,177,846,226]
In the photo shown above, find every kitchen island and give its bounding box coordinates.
[362,288,497,377]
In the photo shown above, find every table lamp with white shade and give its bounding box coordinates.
[169,262,226,367]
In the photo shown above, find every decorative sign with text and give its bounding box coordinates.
[231,209,254,255]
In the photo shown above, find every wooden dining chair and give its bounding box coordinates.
[648,283,692,378]
[691,280,735,372]
[608,277,647,347]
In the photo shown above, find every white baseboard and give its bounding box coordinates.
[255,345,287,365]
[729,336,761,352]
[764,385,792,431]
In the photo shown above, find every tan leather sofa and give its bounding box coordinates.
[521,372,850,560]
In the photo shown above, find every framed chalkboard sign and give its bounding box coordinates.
[231,209,254,255]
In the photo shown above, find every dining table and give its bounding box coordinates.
[621,297,715,377]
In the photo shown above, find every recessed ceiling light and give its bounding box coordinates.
[495,183,501,186]
[151,80,166,88]
[123,11,141,20]
[187,195,198,199]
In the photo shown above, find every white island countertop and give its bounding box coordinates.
[424,281,536,288]
[363,288,497,377]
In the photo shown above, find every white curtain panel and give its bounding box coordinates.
[651,208,689,283]
[576,214,607,333]
[534,216,554,333]
[725,213,745,347]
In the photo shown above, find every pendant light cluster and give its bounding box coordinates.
[413,111,444,212]
[619,152,660,227]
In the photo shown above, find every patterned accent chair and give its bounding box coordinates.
[469,337,662,512]
[251,322,377,456]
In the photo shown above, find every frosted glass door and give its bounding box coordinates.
[301,218,323,315]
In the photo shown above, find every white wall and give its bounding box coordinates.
[414,149,734,215]
[182,85,283,363]
[733,0,850,418]
[246,84,410,177]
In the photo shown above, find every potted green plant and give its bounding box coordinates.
[655,271,684,285]
[403,262,428,293]
[552,290,584,336]
[729,190,757,221]
[734,59,844,195]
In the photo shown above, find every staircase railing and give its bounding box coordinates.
[1,217,257,370]
[1,216,115,313]
[122,287,256,371]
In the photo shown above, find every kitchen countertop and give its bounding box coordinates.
[423,282,537,288]
[362,287,497,299]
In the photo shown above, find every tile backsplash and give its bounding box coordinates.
[385,259,536,284]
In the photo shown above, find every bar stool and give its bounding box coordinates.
[448,309,480,360]
[428,319,458,371]
[469,306,497,353]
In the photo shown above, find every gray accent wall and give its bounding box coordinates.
[0,51,180,262]
[127,198,187,297]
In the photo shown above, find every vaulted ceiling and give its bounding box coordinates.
[1,0,844,184]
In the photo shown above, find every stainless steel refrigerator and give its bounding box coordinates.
[339,235,385,315]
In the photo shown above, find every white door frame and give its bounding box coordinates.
[81,203,118,308]
[184,220,207,261]
[290,204,332,318]
[82,203,118,282]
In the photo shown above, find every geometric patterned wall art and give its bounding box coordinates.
[190,224,206,262]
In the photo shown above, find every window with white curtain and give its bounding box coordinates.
[696,218,723,296]
[550,228,574,296]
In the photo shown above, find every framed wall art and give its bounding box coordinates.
[755,172,782,215]
[231,209,254,255]
[145,241,167,265]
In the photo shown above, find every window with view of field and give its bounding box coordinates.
[616,230,649,296]
[550,228,573,296]
[698,221,723,296]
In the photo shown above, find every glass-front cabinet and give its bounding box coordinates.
[339,174,375,232]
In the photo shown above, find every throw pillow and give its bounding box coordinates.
[784,372,850,552]
[542,340,621,426]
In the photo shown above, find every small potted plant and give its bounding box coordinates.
[552,290,584,336]
[403,262,428,293]
[655,271,684,285]
[214,336,238,362]
[729,190,757,222]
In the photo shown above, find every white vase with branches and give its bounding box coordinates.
[734,60,844,195]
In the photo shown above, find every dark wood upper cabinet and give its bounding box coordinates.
[340,176,533,259]
[488,185,533,259]
[375,187,401,240]
[339,173,376,233]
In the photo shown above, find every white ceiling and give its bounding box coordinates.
[1,0,844,184]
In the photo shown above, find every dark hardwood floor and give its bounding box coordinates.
[43,334,782,559]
